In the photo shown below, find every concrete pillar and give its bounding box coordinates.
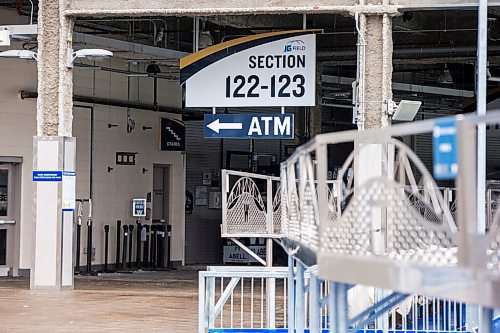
[31,1,76,290]
[309,64,324,138]
[37,1,74,137]
[359,13,393,129]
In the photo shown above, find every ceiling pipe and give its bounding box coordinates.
[74,63,178,80]
[318,45,500,59]
[19,90,205,117]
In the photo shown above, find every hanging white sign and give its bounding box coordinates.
[180,30,317,108]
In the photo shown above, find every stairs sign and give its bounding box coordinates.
[204,114,293,139]
[160,117,185,151]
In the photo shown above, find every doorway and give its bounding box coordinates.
[0,162,20,276]
[152,165,171,267]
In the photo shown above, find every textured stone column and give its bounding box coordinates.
[309,64,324,138]
[358,13,393,129]
[32,1,76,290]
[37,1,74,136]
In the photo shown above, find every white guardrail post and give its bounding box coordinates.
[207,276,216,329]
[288,255,296,333]
[198,272,206,333]
[221,169,228,236]
[266,175,276,328]
[309,272,321,333]
[295,261,305,333]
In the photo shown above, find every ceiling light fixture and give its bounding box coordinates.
[388,100,422,121]
[67,48,113,68]
[0,49,37,60]
[0,29,10,46]
[438,65,453,85]
[198,20,214,49]
[146,63,161,74]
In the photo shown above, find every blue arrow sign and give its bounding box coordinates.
[204,114,294,139]
[433,119,458,180]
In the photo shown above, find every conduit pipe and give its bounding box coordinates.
[318,45,500,59]
[19,90,203,116]
[354,12,366,130]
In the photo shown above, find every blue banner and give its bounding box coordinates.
[433,120,458,180]
[204,114,294,139]
[32,171,63,182]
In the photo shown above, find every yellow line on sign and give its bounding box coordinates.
[180,29,320,69]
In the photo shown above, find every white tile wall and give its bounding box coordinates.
[0,43,186,270]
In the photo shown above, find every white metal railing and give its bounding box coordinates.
[221,170,281,238]
[209,112,500,333]
[280,111,500,308]
[199,266,289,333]
[199,265,479,333]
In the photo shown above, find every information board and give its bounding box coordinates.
[433,120,458,180]
[181,30,317,107]
[132,198,146,217]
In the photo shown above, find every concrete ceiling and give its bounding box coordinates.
[1,3,498,118]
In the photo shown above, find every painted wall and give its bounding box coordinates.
[0,38,186,271]
[0,56,37,272]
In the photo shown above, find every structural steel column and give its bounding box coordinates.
[32,1,76,290]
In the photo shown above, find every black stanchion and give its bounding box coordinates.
[104,225,110,272]
[86,216,93,274]
[166,224,172,269]
[158,227,165,269]
[143,225,150,268]
[128,224,134,269]
[151,225,157,269]
[115,220,121,271]
[136,221,142,269]
[122,225,128,269]
[75,221,82,274]
[75,201,84,275]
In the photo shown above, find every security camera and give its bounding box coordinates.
[0,29,11,46]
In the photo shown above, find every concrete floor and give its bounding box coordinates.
[0,270,201,332]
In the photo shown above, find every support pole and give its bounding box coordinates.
[115,220,121,270]
[309,273,321,333]
[288,255,296,333]
[266,175,275,328]
[333,282,349,333]
[86,199,93,274]
[136,220,142,268]
[477,0,488,233]
[122,225,128,269]
[75,201,83,274]
[128,224,134,269]
[75,222,81,273]
[104,225,109,272]
[480,307,494,333]
[296,262,305,333]
[144,224,150,268]
[32,2,76,290]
